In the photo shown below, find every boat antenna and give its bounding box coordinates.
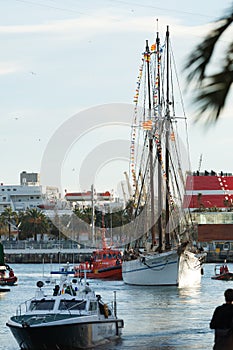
[198,154,203,173]
[101,208,107,249]
[114,290,117,317]
[91,184,95,246]
[165,25,171,250]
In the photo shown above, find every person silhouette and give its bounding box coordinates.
[210,288,233,349]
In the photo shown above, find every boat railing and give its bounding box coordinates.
[108,301,114,316]
[16,298,33,317]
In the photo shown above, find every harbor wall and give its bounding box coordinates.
[3,239,233,263]
[4,249,92,264]
[4,248,233,264]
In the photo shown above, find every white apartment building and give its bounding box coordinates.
[0,184,57,213]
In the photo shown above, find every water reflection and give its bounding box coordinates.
[178,285,201,303]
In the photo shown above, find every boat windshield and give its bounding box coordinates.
[58,299,86,311]
[29,300,55,311]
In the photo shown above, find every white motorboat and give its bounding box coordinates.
[6,264,124,349]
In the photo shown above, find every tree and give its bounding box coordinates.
[185,5,233,123]
[73,206,93,225]
[0,207,19,240]
[47,214,73,241]
[19,208,49,241]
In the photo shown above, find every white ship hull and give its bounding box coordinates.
[178,250,204,287]
[122,249,204,287]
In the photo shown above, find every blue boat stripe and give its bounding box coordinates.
[123,260,177,274]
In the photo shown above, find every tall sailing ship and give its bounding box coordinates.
[122,26,206,287]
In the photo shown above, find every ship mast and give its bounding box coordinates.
[156,30,163,251]
[145,40,156,247]
[91,184,95,246]
[165,26,171,250]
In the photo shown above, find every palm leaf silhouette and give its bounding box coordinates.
[185,7,233,123]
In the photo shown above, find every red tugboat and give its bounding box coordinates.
[211,261,233,281]
[74,234,123,280]
[0,242,18,286]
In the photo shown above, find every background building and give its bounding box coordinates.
[184,171,233,261]
[20,171,40,186]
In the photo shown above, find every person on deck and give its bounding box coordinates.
[223,260,229,273]
[210,288,233,349]
[9,269,14,277]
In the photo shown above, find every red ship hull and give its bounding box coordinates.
[0,275,18,286]
[211,272,233,281]
[211,264,233,281]
[76,264,122,280]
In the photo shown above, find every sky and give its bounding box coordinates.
[0,0,233,198]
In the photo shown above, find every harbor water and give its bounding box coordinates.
[0,263,231,350]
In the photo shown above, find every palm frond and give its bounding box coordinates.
[225,41,233,68]
[193,70,233,123]
[184,5,233,123]
[185,13,233,83]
